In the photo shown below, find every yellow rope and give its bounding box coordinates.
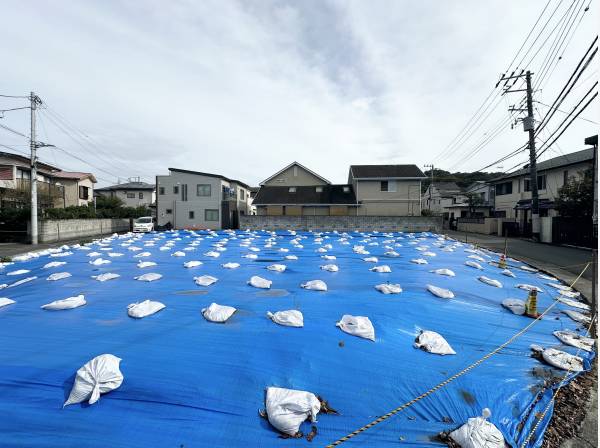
[324,262,591,447]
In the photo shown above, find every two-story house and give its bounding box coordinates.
[52,171,97,207]
[421,182,466,216]
[155,168,252,229]
[253,162,425,216]
[95,180,155,208]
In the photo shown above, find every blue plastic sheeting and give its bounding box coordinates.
[0,230,594,448]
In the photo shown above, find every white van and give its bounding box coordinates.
[133,216,155,233]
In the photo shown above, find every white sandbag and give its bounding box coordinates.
[384,251,400,257]
[467,255,486,262]
[202,302,236,323]
[301,280,327,291]
[431,268,455,277]
[64,354,123,407]
[248,276,272,289]
[516,284,542,292]
[553,330,594,352]
[204,251,220,258]
[414,330,456,355]
[363,257,378,263]
[502,299,526,315]
[43,261,66,269]
[183,260,203,268]
[563,309,591,324]
[322,255,336,260]
[557,296,589,310]
[320,264,339,272]
[87,252,101,258]
[137,261,157,268]
[538,273,557,281]
[375,283,402,294]
[134,251,152,258]
[8,276,37,288]
[93,273,120,282]
[127,300,165,318]
[108,252,124,257]
[267,310,304,327]
[411,258,428,265]
[89,258,111,266]
[6,269,30,276]
[547,282,572,291]
[194,275,218,286]
[243,253,258,259]
[449,409,504,448]
[542,347,584,372]
[520,265,538,272]
[264,387,321,436]
[248,247,260,252]
[370,265,391,273]
[423,251,437,257]
[171,251,186,257]
[49,251,73,258]
[42,295,86,310]
[426,284,454,299]
[501,269,516,278]
[336,314,375,341]
[279,248,289,252]
[0,297,16,308]
[285,255,298,260]
[465,260,483,270]
[559,289,581,298]
[316,247,327,253]
[46,272,72,281]
[135,273,162,282]
[478,276,502,288]
[222,262,240,269]
[267,264,286,272]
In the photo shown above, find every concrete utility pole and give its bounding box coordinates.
[524,71,540,241]
[30,92,38,245]
[424,164,434,211]
[585,134,598,337]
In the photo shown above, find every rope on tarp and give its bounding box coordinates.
[324,262,591,448]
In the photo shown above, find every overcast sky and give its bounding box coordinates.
[1,1,597,187]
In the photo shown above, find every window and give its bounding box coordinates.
[205,209,219,221]
[181,184,188,201]
[127,192,135,199]
[495,181,513,195]
[289,187,296,193]
[197,184,211,196]
[343,186,350,193]
[563,170,569,185]
[139,192,144,199]
[78,186,89,200]
[380,181,388,192]
[494,210,506,218]
[524,175,546,191]
[165,209,172,214]
[173,185,179,194]
[159,187,165,195]
[189,211,195,219]
[240,189,245,200]
[315,186,323,193]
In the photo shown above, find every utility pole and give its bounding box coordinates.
[30,92,38,245]
[585,134,598,337]
[424,164,434,211]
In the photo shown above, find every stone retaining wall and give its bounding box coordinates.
[38,219,131,243]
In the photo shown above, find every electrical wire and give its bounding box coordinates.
[0,123,29,139]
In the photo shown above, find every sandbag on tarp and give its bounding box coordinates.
[171,251,185,257]
[557,296,590,311]
[43,261,66,269]
[93,273,120,282]
[108,252,123,257]
[430,268,455,277]
[465,260,483,270]
[414,330,456,355]
[322,255,336,260]
[46,272,72,281]
[135,273,162,282]
[267,264,286,272]
[559,289,581,298]
[449,408,504,448]
[478,276,502,288]
[263,387,321,436]
[320,264,339,272]
[42,295,86,310]
[222,262,240,269]
[0,297,16,308]
[89,258,111,266]
[502,299,526,315]
[6,269,29,276]
[267,310,304,327]
[426,284,454,299]
[194,275,218,287]
[520,265,538,272]
[204,251,220,258]
[64,354,123,407]
[423,251,436,257]
[301,280,327,291]
[184,260,203,268]
[553,330,595,352]
[375,283,402,294]
[547,282,572,292]
[370,265,391,273]
[137,261,157,268]
[384,251,400,257]
[363,257,378,263]
[202,303,236,323]
[411,258,428,265]
[538,273,557,281]
[501,269,516,278]
[563,309,591,325]
[516,284,542,292]
[336,315,375,341]
[541,347,584,372]
[285,255,298,260]
[134,252,152,258]
[243,253,258,259]
[467,255,486,262]
[248,276,272,289]
[127,300,165,319]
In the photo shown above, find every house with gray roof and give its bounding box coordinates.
[95,180,155,208]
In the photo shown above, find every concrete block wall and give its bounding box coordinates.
[239,215,442,232]
[38,219,131,243]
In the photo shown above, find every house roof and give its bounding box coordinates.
[350,164,426,179]
[492,148,594,182]
[167,168,250,190]
[96,181,154,191]
[53,171,97,183]
[0,151,60,173]
[259,161,331,186]
[253,184,357,205]
[432,181,463,194]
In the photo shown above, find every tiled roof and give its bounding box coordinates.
[350,164,426,179]
[53,171,97,182]
[253,185,357,205]
[95,181,155,191]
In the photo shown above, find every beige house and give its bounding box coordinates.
[53,172,97,207]
[253,162,425,216]
[95,180,155,207]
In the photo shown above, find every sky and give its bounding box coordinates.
[1,0,597,187]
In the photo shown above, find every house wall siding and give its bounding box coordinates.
[262,165,328,187]
[354,180,421,216]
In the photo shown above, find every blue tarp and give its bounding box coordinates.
[0,230,594,447]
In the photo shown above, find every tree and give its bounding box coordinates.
[95,195,125,210]
[555,169,593,218]
[465,193,484,217]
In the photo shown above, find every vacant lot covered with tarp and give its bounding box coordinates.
[0,230,594,447]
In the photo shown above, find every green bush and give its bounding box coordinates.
[41,204,152,220]
[0,207,30,229]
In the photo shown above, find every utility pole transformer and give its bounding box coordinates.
[524,71,540,241]
[30,92,38,245]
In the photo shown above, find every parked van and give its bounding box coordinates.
[133,216,155,233]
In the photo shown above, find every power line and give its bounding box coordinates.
[0,122,29,139]
[0,94,28,99]
[534,98,598,124]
